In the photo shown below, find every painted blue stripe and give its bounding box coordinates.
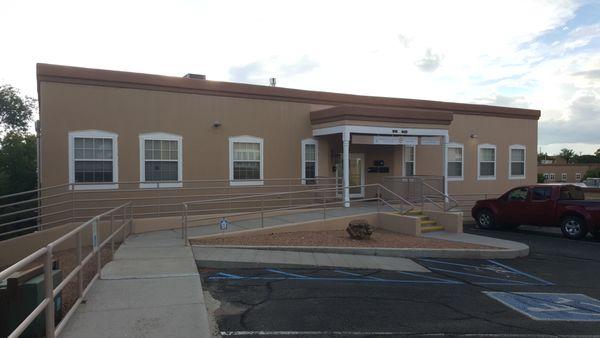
[419,258,500,270]
[487,260,554,286]
[394,270,463,284]
[265,269,308,278]
[217,272,243,279]
[207,275,458,284]
[334,269,385,281]
[427,267,532,285]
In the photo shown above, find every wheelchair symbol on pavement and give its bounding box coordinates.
[485,292,600,321]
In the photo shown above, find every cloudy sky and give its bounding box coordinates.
[1,0,599,155]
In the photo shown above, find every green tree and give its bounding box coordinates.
[559,148,576,164]
[537,152,549,163]
[537,173,546,183]
[584,168,600,179]
[0,132,37,195]
[595,148,600,158]
[0,84,35,133]
[573,154,600,164]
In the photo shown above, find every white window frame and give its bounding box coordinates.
[229,135,264,186]
[561,173,568,181]
[68,130,118,190]
[543,173,549,180]
[508,144,526,180]
[446,142,464,181]
[301,138,318,184]
[403,145,416,176]
[477,143,496,180]
[549,173,555,181]
[139,132,183,189]
[576,172,582,180]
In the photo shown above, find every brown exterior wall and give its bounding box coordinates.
[37,70,538,217]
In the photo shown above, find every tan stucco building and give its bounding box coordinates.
[538,164,600,183]
[36,63,541,206]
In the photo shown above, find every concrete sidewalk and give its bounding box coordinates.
[60,230,211,338]
[193,246,429,272]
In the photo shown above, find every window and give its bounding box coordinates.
[229,136,263,185]
[549,173,555,181]
[576,173,582,180]
[139,133,182,188]
[559,186,585,200]
[301,139,318,184]
[447,143,463,181]
[509,145,526,179]
[543,173,549,180]
[561,173,568,181]
[507,187,528,201]
[478,144,496,180]
[69,130,118,190]
[404,146,415,176]
[532,187,552,201]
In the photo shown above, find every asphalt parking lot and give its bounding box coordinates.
[199,224,600,337]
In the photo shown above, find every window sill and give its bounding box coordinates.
[70,183,119,191]
[230,180,264,186]
[477,176,496,181]
[139,182,183,189]
[509,176,526,180]
[447,177,463,182]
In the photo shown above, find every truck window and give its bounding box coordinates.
[559,186,585,200]
[507,187,529,201]
[532,187,552,200]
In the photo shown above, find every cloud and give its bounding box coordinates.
[539,94,600,145]
[475,94,531,108]
[397,34,410,48]
[573,69,600,79]
[280,56,318,77]
[415,48,442,72]
[229,61,265,84]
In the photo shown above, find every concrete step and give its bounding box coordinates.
[419,220,437,226]
[404,210,424,216]
[421,225,445,233]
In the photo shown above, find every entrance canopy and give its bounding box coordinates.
[310,105,452,207]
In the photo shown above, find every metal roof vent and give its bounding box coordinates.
[183,73,206,80]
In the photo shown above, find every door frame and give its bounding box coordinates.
[335,153,365,199]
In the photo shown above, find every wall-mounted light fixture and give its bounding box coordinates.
[213,121,222,128]
[470,133,478,139]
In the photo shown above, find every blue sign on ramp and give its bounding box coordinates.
[485,292,600,321]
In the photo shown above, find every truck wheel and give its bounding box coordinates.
[476,209,496,229]
[560,216,588,239]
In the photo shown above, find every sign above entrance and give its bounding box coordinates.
[372,136,418,145]
[420,136,441,145]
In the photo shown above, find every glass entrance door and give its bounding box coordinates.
[336,153,365,198]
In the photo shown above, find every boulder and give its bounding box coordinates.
[346,219,373,240]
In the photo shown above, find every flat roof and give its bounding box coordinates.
[37,63,541,120]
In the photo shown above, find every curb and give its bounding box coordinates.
[191,242,529,259]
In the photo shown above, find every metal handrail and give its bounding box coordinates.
[0,202,133,338]
[181,183,415,245]
[420,181,460,211]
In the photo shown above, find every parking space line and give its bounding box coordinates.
[427,267,533,285]
[265,268,309,279]
[487,260,554,286]
[394,270,463,284]
[334,269,386,281]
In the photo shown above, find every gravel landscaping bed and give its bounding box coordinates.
[191,229,495,249]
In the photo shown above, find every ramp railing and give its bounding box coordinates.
[0,202,133,338]
[181,183,414,245]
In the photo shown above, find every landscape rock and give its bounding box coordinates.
[346,219,373,240]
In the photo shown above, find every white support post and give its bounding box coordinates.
[442,134,449,203]
[342,130,350,208]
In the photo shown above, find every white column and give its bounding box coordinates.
[342,130,350,208]
[442,134,449,199]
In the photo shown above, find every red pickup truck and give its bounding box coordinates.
[472,184,600,239]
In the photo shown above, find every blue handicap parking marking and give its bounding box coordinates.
[485,292,600,321]
[206,268,462,285]
[417,259,554,286]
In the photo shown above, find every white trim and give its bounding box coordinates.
[68,130,119,190]
[139,132,183,188]
[561,173,568,181]
[402,145,416,176]
[349,153,365,198]
[313,125,448,138]
[549,173,555,181]
[477,143,496,180]
[229,135,264,186]
[301,138,318,184]
[576,172,582,180]
[446,142,464,181]
[508,144,526,180]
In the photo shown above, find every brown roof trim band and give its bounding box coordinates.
[310,105,453,126]
[36,63,541,120]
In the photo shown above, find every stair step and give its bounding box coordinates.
[421,225,444,233]
[419,220,437,226]
[405,210,423,216]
